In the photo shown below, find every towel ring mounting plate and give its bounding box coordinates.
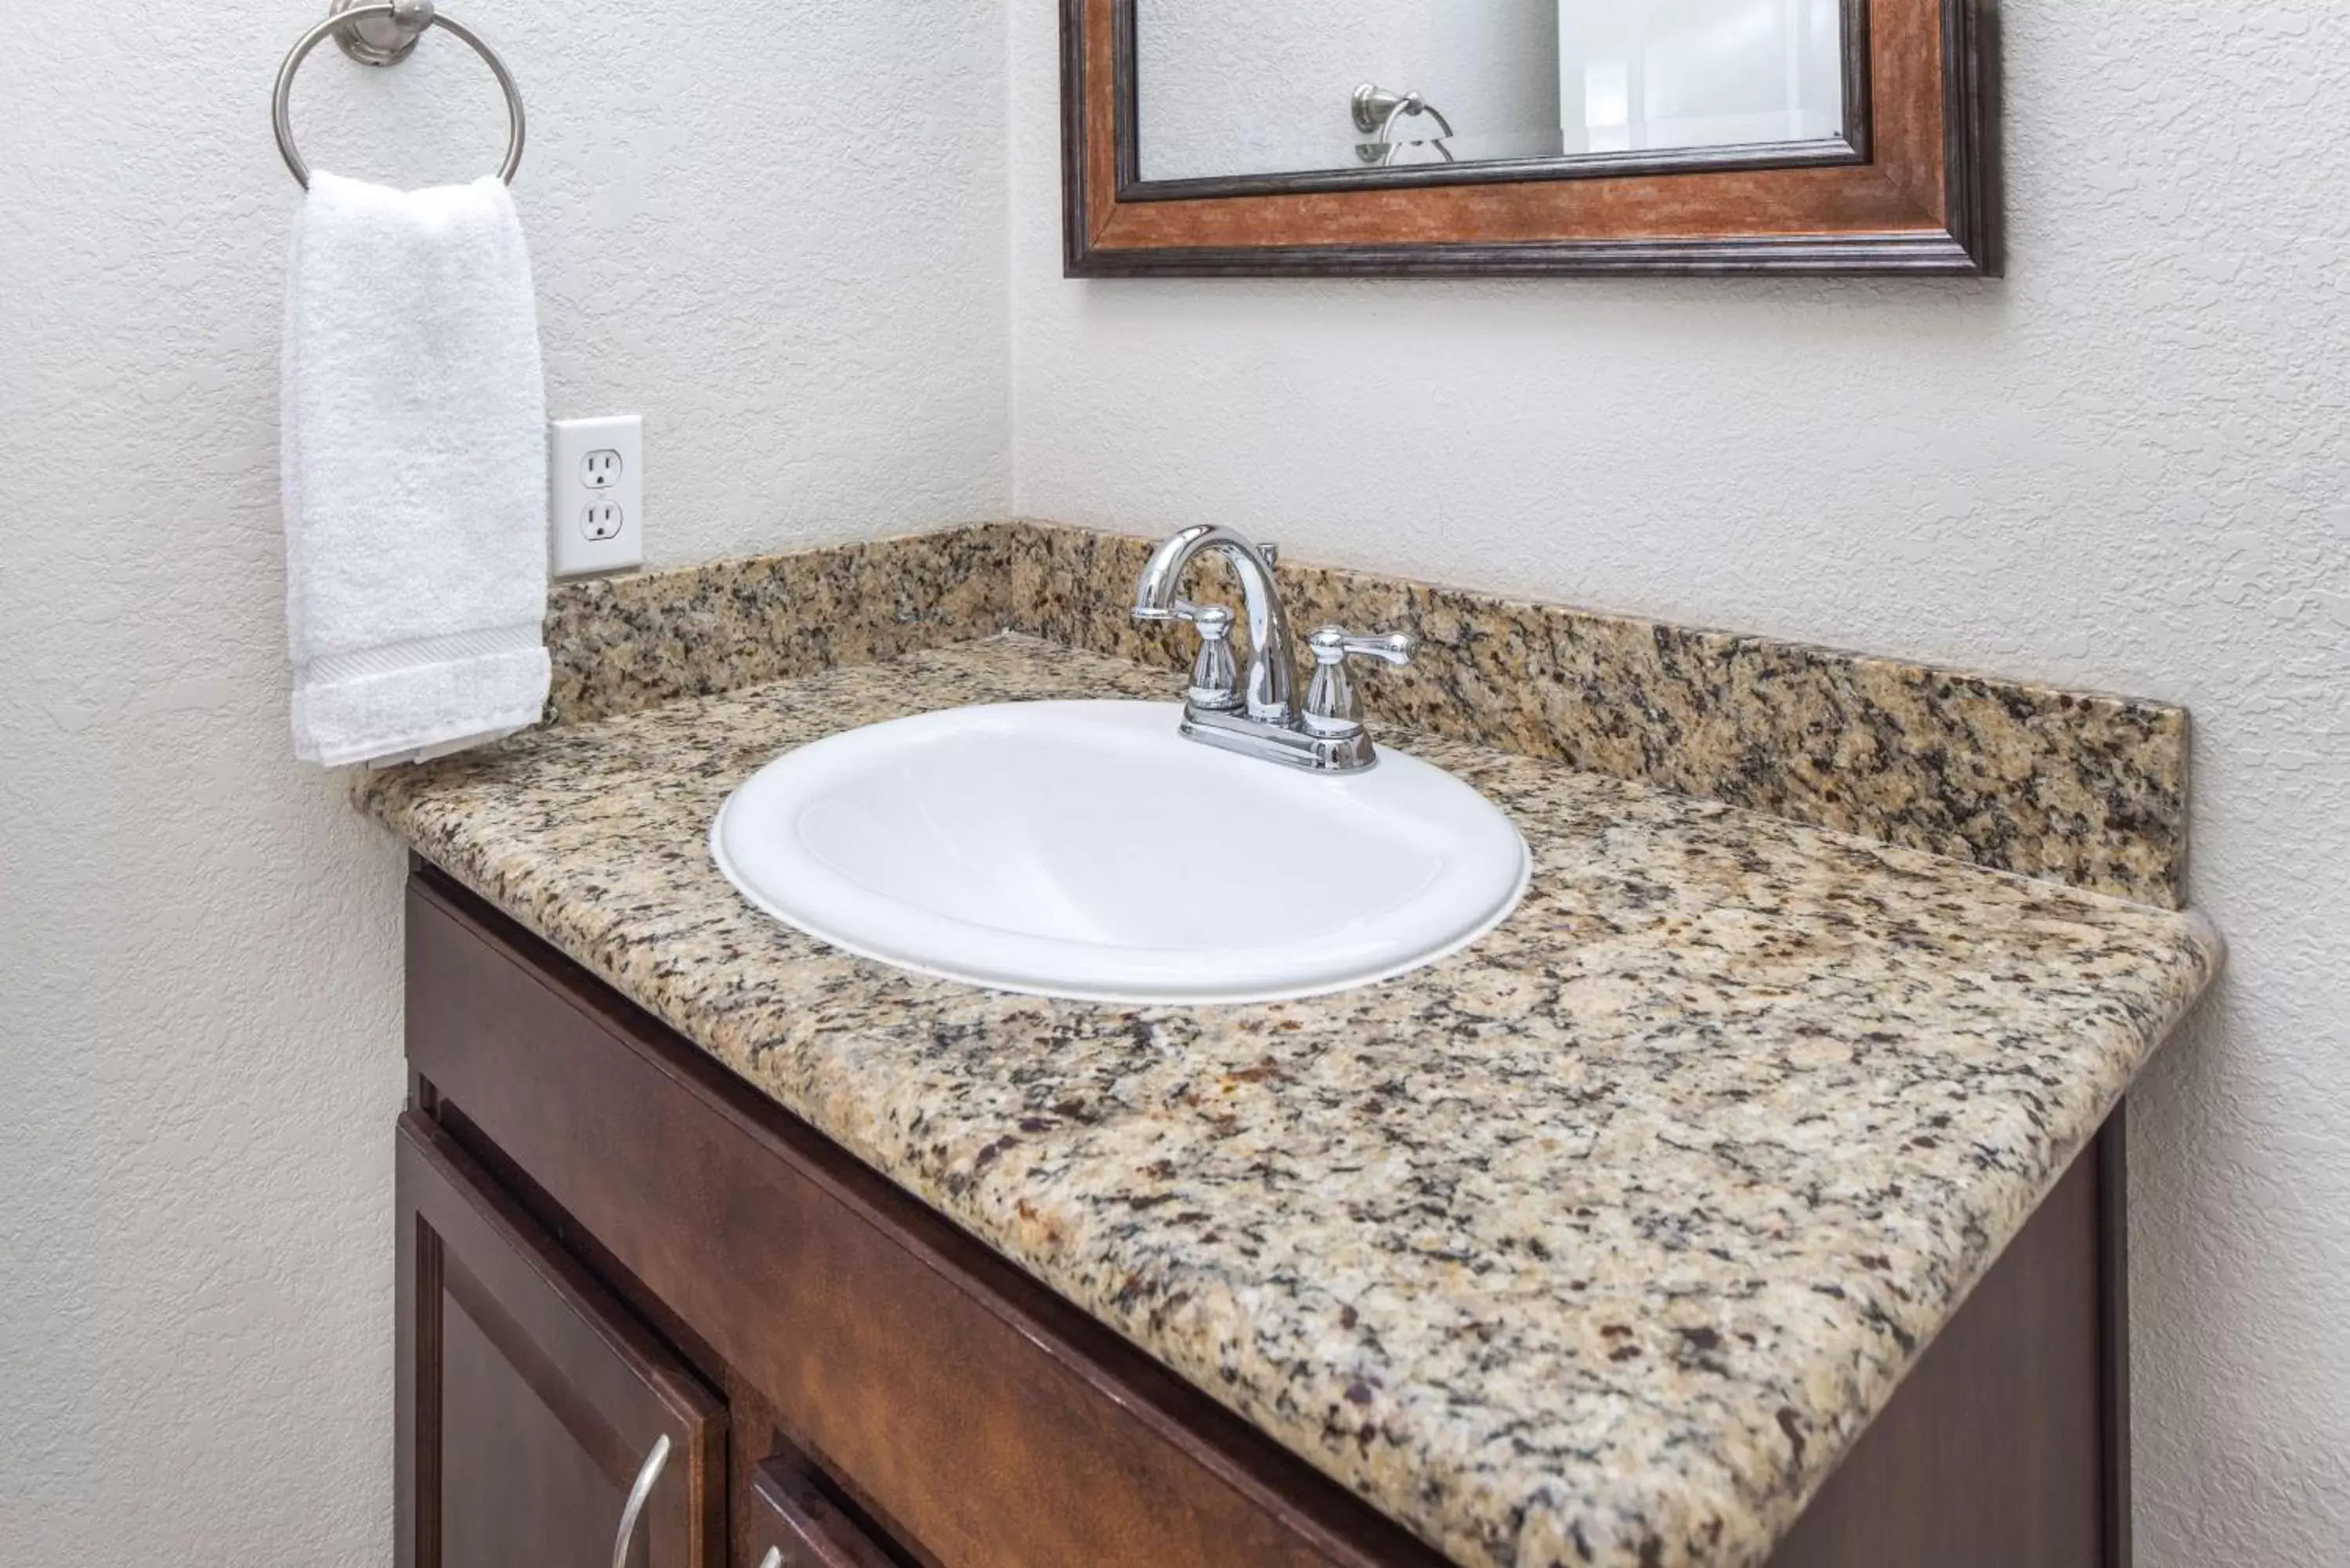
[272,1,525,189]
[331,0,431,66]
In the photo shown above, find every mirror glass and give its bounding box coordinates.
[1133,0,1852,187]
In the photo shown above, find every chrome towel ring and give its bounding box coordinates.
[272,0,526,189]
[1350,82,1456,168]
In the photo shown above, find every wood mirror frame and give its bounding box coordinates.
[1061,0,1994,277]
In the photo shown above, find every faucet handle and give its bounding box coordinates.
[1184,604,1242,710]
[1310,627,1413,667]
[1303,625,1415,736]
[1131,597,1213,625]
[1133,598,1245,708]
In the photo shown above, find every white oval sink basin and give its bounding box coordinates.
[711,700,1530,1005]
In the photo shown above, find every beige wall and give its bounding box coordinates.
[0,2,1007,1560]
[9,2,2348,1564]
[1010,5,2350,1563]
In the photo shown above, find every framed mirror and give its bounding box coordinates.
[1061,0,1991,276]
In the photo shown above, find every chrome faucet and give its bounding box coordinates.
[1132,525,1415,773]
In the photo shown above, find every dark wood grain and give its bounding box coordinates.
[1762,1129,2111,1567]
[2099,1104,2133,1568]
[396,1111,726,1568]
[724,1382,930,1568]
[404,862,2120,1568]
[404,868,1454,1568]
[1061,0,1993,276]
[747,1458,907,1568]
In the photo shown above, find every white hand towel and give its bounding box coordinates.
[283,172,551,768]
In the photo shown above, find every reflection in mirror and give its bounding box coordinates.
[1134,0,1852,187]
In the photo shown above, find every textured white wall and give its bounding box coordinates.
[1011,4,2350,1563]
[10,0,2348,1563]
[0,2,1006,1563]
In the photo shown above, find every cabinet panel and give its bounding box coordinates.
[745,1458,904,1568]
[403,862,2122,1568]
[405,870,1447,1568]
[397,1112,727,1568]
[1762,1135,2110,1567]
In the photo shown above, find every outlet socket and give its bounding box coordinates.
[550,415,643,576]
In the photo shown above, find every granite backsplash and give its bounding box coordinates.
[540,520,2189,908]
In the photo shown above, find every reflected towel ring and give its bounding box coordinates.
[1350,83,1455,167]
[272,1,526,189]
[1379,100,1457,166]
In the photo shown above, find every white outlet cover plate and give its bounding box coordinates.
[549,414,644,577]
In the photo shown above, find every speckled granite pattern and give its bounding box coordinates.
[543,523,1015,724]
[996,524,2192,908]
[545,522,2190,906]
[359,634,2218,1568]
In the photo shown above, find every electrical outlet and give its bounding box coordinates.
[549,415,643,576]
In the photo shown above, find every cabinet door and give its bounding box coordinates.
[396,1112,725,1568]
[743,1458,905,1568]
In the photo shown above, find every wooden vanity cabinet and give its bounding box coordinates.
[395,1113,726,1568]
[743,1457,906,1568]
[399,863,2129,1568]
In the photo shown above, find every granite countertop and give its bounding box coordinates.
[359,632,2218,1568]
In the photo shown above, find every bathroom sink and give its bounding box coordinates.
[710,700,1530,1004]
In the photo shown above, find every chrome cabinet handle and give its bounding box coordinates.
[611,1433,672,1568]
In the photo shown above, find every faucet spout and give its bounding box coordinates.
[1132,525,1297,722]
[1130,525,1410,774]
